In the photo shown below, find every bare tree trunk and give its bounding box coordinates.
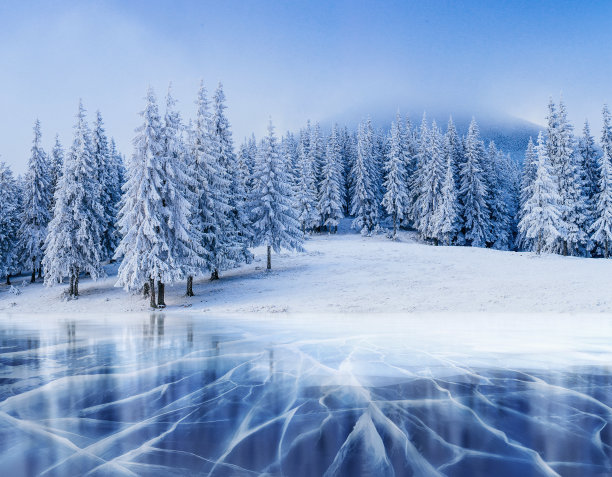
[38,266,42,279]
[186,276,194,297]
[31,258,36,283]
[210,269,219,281]
[69,273,74,296]
[606,242,609,259]
[562,241,568,256]
[393,213,397,239]
[157,281,165,307]
[143,281,150,297]
[74,267,79,297]
[6,274,10,286]
[537,232,542,255]
[149,278,157,308]
[267,246,271,270]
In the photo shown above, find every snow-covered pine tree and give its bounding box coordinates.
[250,120,303,269]
[518,137,537,250]
[408,113,429,226]
[458,118,490,247]
[518,132,563,254]
[318,124,344,232]
[92,111,120,261]
[43,101,105,296]
[591,145,612,258]
[382,114,409,238]
[211,83,252,269]
[547,99,589,255]
[484,142,510,249]
[340,127,356,215]
[115,88,177,306]
[18,119,52,282]
[414,120,445,242]
[578,120,600,202]
[49,135,64,212]
[295,127,318,234]
[196,81,233,281]
[350,120,379,234]
[433,153,460,246]
[0,163,21,284]
[310,122,325,196]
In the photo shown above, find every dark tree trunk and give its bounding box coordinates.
[69,273,75,296]
[73,268,79,297]
[31,258,36,283]
[393,213,397,239]
[606,242,609,259]
[157,281,165,307]
[6,274,10,286]
[267,246,271,270]
[186,276,194,297]
[149,278,157,308]
[143,281,150,297]
[210,269,219,281]
[38,267,42,279]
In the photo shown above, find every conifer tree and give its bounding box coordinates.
[519,132,563,254]
[459,119,490,247]
[318,124,344,232]
[0,163,21,284]
[591,147,612,258]
[18,120,52,282]
[295,128,318,233]
[211,83,252,268]
[115,88,182,307]
[92,111,120,260]
[49,135,64,212]
[250,120,303,269]
[382,115,409,238]
[43,101,105,296]
[434,154,460,245]
[350,120,379,234]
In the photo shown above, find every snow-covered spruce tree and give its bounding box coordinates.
[546,99,588,255]
[0,163,21,284]
[578,121,600,203]
[92,111,120,261]
[250,120,303,269]
[18,120,52,282]
[182,82,216,294]
[281,131,299,190]
[518,132,563,254]
[350,120,379,234]
[237,138,256,200]
[43,101,105,296]
[591,145,612,258]
[382,115,409,239]
[408,113,429,226]
[484,142,511,249]
[433,153,460,245]
[211,83,252,269]
[414,120,445,242]
[458,118,490,247]
[115,88,180,306]
[295,127,318,234]
[318,124,344,232]
[590,144,612,258]
[340,127,356,215]
[370,127,387,215]
[49,134,64,212]
[310,122,325,196]
[518,137,537,250]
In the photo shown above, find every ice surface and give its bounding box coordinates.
[1,313,612,476]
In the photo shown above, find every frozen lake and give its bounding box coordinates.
[1,313,612,476]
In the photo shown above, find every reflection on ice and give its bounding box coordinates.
[0,313,612,476]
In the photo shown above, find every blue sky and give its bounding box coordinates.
[1,0,611,172]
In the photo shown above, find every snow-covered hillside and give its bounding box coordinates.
[2,222,612,315]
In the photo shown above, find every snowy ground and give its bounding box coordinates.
[2,219,612,315]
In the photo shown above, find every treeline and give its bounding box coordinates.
[0,86,609,307]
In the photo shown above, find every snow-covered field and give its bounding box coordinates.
[2,220,612,315]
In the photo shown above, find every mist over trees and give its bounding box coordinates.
[0,85,610,306]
